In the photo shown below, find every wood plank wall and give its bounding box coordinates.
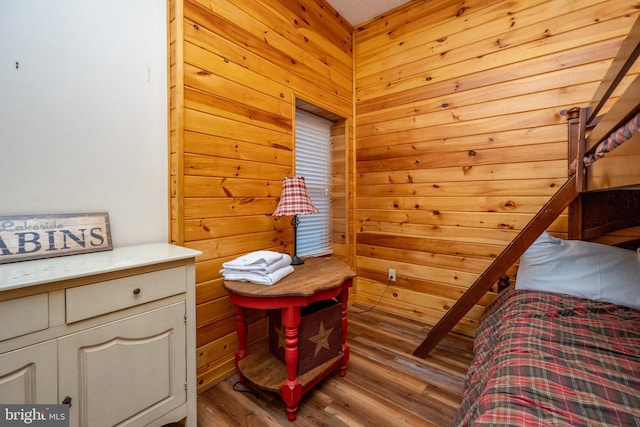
[168,0,354,392]
[354,0,640,336]
[170,0,640,392]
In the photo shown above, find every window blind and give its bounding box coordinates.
[295,110,333,257]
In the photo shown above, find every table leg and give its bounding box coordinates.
[280,306,301,421]
[235,306,249,383]
[339,286,350,377]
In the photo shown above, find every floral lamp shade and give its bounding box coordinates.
[273,177,318,216]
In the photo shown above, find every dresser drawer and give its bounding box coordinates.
[0,293,49,341]
[66,267,186,323]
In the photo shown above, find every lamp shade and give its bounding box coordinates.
[273,176,319,216]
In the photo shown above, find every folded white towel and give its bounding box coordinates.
[222,250,288,270]
[222,265,294,285]
[220,253,292,275]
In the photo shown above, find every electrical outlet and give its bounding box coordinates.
[388,268,396,282]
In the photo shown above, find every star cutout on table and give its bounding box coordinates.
[274,325,286,349]
[308,321,334,358]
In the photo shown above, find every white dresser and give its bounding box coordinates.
[0,243,200,427]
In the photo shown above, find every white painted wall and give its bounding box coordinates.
[0,0,168,247]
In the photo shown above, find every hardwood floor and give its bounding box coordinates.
[197,306,475,426]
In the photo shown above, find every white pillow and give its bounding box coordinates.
[515,232,640,311]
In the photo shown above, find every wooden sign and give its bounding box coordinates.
[0,212,112,264]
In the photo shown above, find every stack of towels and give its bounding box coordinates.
[220,250,294,285]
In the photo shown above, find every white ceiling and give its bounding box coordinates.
[326,0,409,25]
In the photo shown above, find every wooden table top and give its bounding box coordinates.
[223,257,355,298]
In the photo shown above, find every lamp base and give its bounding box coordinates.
[291,255,304,265]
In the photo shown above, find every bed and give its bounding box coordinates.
[453,287,640,426]
[452,233,640,426]
[410,12,640,427]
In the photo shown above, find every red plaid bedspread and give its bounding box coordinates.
[453,288,640,427]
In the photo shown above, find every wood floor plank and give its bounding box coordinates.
[198,306,474,426]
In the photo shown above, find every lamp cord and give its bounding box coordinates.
[233,380,261,398]
[349,279,390,314]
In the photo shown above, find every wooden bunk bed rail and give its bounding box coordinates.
[585,22,640,125]
[585,74,640,154]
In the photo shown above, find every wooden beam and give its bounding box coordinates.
[567,107,584,239]
[580,190,640,240]
[413,175,579,358]
[586,15,640,124]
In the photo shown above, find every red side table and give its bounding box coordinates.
[223,257,355,421]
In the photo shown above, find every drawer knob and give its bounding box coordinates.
[133,288,141,295]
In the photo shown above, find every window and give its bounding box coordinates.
[295,109,333,257]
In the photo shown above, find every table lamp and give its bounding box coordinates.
[273,176,319,265]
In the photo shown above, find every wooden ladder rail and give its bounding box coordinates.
[413,174,579,358]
